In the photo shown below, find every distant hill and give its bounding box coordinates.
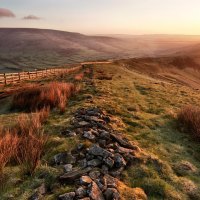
[117,54,200,89]
[1,28,200,72]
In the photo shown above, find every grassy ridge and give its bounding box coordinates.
[0,62,200,199]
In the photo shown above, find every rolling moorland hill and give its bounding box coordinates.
[1,28,200,72]
[117,55,200,89]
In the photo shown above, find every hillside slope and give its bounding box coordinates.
[1,28,200,72]
[0,62,200,199]
[117,56,200,89]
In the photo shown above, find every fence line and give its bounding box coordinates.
[0,66,82,86]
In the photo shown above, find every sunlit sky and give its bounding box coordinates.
[1,0,200,35]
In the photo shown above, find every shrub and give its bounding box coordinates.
[0,110,49,178]
[16,129,47,176]
[177,105,200,140]
[0,130,19,188]
[12,82,76,112]
[15,112,48,175]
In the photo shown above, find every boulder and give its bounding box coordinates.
[60,167,92,183]
[58,192,75,200]
[89,181,105,200]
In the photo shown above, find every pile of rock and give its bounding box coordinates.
[57,107,141,200]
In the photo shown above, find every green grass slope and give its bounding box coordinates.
[0,62,200,199]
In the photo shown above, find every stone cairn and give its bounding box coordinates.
[54,107,141,200]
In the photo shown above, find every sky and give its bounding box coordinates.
[0,0,200,35]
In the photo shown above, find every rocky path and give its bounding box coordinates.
[53,107,144,200]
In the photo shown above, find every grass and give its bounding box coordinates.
[11,82,76,112]
[177,105,200,141]
[0,130,18,190]
[0,65,91,199]
[1,62,200,199]
[89,63,200,199]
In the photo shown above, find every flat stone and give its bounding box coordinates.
[103,157,114,168]
[37,183,46,195]
[78,198,90,200]
[104,174,117,188]
[61,130,76,137]
[109,167,124,177]
[60,167,92,183]
[99,131,110,140]
[64,164,73,172]
[116,146,134,154]
[89,181,105,200]
[77,143,84,150]
[77,121,91,127]
[88,145,112,158]
[114,154,126,168]
[58,192,75,200]
[87,159,102,167]
[80,176,93,186]
[75,186,87,198]
[101,165,109,174]
[54,153,67,165]
[28,192,39,200]
[110,133,136,150]
[79,159,87,168]
[89,170,101,180]
[104,188,120,200]
[83,131,95,140]
[98,139,107,147]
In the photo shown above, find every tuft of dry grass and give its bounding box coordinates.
[0,109,49,179]
[0,130,19,189]
[12,82,76,112]
[15,129,47,176]
[15,111,48,175]
[177,105,200,140]
[74,73,84,81]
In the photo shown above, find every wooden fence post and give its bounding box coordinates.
[45,68,47,76]
[28,72,30,79]
[4,73,6,85]
[12,74,14,83]
[35,69,37,78]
